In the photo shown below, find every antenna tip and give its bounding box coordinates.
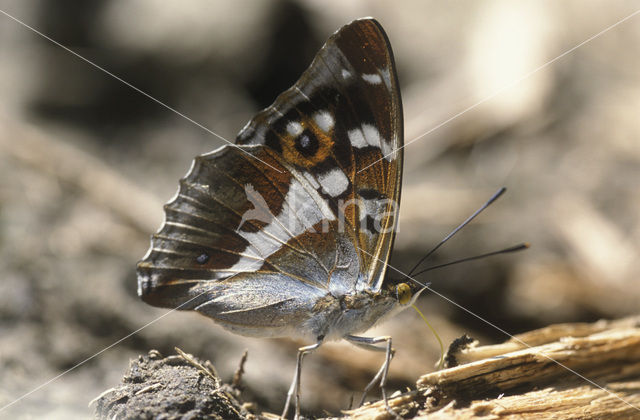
[505,243,530,253]
[488,187,507,205]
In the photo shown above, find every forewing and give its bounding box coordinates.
[237,18,403,289]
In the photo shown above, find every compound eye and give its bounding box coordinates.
[396,283,412,305]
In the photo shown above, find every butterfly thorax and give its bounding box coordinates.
[304,288,400,342]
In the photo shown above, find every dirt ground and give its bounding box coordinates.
[1,1,639,419]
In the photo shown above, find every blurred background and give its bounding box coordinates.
[1,0,639,418]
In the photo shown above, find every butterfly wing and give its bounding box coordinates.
[137,18,403,338]
[237,18,404,291]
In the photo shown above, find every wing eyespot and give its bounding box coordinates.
[295,129,320,157]
[196,252,210,265]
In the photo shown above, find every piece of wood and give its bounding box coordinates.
[94,316,640,419]
[345,316,640,419]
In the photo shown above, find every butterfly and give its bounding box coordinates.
[137,17,424,419]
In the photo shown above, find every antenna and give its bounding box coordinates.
[410,243,529,278]
[407,187,507,277]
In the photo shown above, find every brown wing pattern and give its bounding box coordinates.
[138,145,342,307]
[137,18,403,332]
[236,18,403,289]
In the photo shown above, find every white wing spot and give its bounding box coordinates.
[341,69,352,79]
[286,121,303,136]
[314,111,334,133]
[362,73,382,84]
[348,129,367,148]
[318,168,349,197]
[362,124,381,148]
[350,124,394,161]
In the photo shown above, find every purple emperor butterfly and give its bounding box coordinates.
[137,18,422,418]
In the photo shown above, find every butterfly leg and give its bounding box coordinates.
[282,341,322,420]
[345,335,401,419]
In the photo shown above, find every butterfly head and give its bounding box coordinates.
[396,282,412,305]
[386,277,427,308]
